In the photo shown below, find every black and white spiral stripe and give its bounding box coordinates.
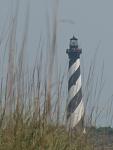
[67,57,84,128]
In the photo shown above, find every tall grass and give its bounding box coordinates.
[0,0,112,150]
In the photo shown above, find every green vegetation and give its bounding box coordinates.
[0,116,113,150]
[0,116,89,150]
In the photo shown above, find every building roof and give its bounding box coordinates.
[70,36,78,41]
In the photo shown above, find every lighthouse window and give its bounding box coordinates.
[70,40,77,46]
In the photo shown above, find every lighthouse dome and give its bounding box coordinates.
[70,36,78,48]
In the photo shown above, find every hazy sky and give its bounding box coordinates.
[0,0,113,126]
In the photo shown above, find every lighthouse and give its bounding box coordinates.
[66,36,84,130]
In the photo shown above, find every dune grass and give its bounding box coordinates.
[0,1,113,150]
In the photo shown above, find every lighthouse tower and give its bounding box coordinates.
[66,36,84,129]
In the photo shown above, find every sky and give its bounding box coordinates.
[0,0,113,126]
